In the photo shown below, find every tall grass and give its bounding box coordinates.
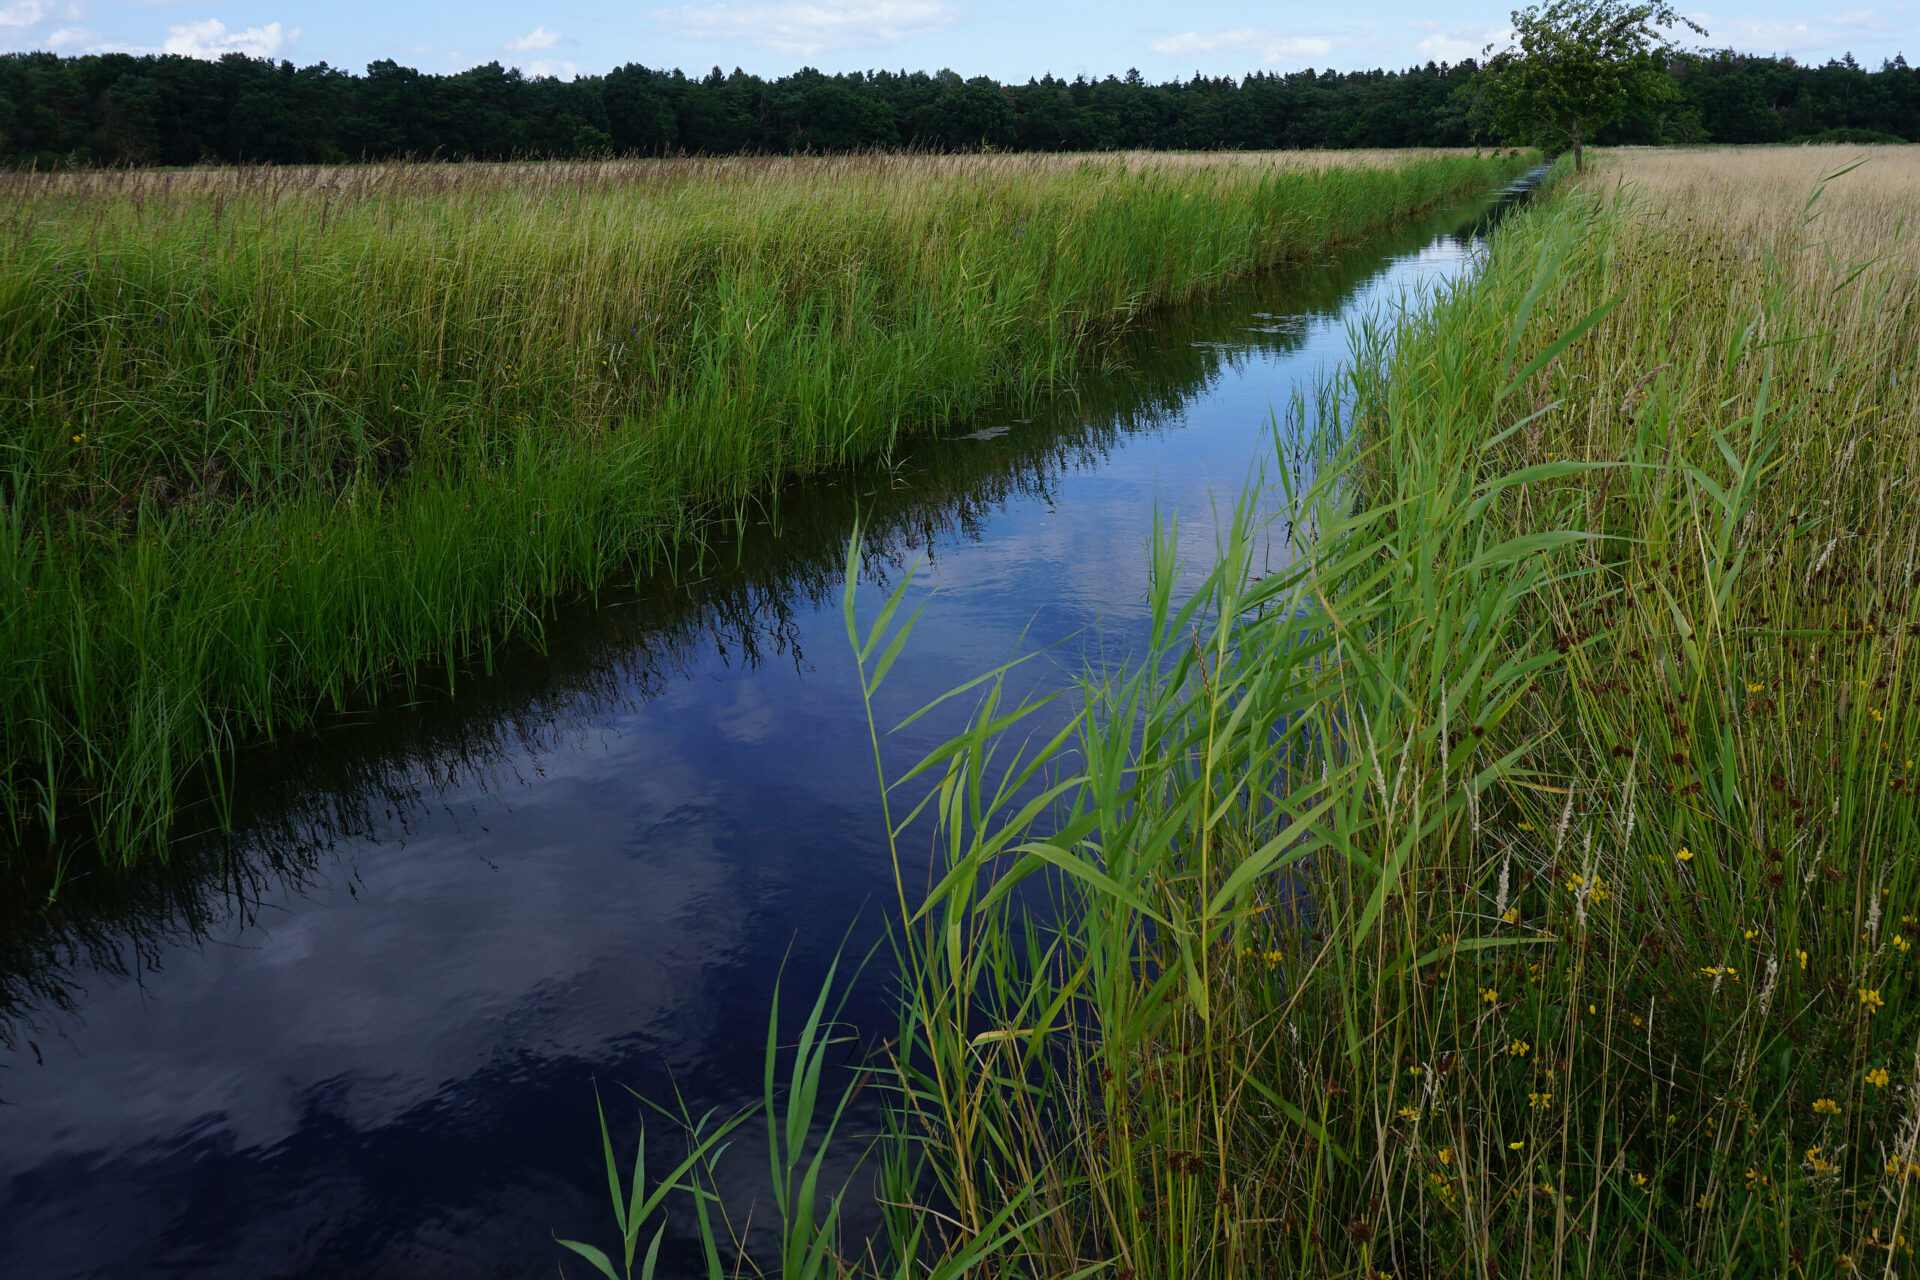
[815,150,1920,1277]
[0,150,1527,864]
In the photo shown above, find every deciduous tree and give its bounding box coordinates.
[1478,0,1705,171]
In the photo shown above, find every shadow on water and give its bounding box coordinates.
[0,171,1543,1280]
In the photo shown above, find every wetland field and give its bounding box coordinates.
[0,148,1520,863]
[4,144,1920,1280]
[854,145,1920,1279]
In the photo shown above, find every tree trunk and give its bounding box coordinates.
[1571,120,1584,173]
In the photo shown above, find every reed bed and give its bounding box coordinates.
[0,150,1524,864]
[1,148,1512,202]
[814,147,1920,1278]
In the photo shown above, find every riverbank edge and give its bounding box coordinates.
[847,148,1920,1277]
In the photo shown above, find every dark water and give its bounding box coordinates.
[0,174,1539,1279]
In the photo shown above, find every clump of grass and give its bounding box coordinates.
[848,150,1920,1276]
[0,149,1526,866]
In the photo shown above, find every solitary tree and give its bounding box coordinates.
[1478,0,1705,172]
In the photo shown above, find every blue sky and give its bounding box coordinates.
[2,1,1914,81]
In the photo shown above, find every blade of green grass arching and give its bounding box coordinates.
[1497,224,1572,389]
[1494,296,1621,403]
[556,1082,753,1280]
[553,1092,649,1280]
[556,1234,636,1280]
[1202,782,1349,919]
[915,1185,1086,1280]
[680,1160,731,1280]
[762,947,886,1280]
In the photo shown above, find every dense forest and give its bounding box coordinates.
[2,47,1916,166]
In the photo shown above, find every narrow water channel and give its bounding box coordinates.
[0,173,1539,1279]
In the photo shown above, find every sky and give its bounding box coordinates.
[1,0,1914,82]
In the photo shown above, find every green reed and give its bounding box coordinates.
[827,159,1920,1277]
[0,151,1526,865]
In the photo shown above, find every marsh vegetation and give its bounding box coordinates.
[0,149,1522,864]
[15,135,1913,1277]
[586,146,1920,1280]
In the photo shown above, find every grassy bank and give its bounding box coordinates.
[0,150,1525,864]
[834,147,1920,1277]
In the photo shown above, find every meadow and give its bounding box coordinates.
[0,149,1525,865]
[756,146,1920,1280]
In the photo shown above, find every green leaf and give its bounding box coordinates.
[1179,937,1210,1024]
[980,839,1172,926]
[1463,460,1608,524]
[1204,784,1346,918]
[1462,529,1594,575]
[636,1225,665,1280]
[1496,297,1620,402]
[556,1239,622,1280]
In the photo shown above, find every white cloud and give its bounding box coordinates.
[502,27,583,77]
[504,24,561,51]
[1690,8,1899,57]
[160,17,298,58]
[1413,23,1508,64]
[1147,29,1334,64]
[45,24,96,48]
[652,0,953,57]
[1417,34,1480,61]
[0,0,80,31]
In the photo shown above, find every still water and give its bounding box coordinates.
[0,176,1537,1278]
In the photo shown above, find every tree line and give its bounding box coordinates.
[3,47,1916,167]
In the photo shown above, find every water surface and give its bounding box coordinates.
[0,176,1537,1279]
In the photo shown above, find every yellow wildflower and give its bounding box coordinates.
[1676,846,1694,863]
[1508,1039,1530,1057]
[1860,988,1886,1013]
[1867,1067,1890,1088]
[1813,1097,1842,1115]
